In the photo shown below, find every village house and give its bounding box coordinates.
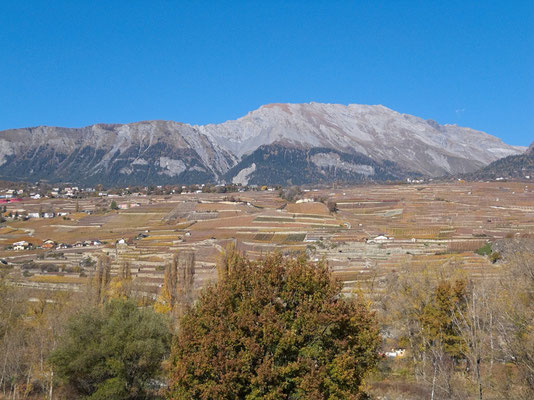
[367,234,393,244]
[13,241,30,251]
[41,239,56,250]
[83,239,102,246]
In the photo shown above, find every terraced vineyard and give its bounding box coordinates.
[1,181,533,299]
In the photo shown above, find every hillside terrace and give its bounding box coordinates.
[0,182,532,298]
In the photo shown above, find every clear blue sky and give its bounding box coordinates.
[1,1,533,146]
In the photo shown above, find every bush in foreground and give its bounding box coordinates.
[50,299,171,400]
[167,253,380,399]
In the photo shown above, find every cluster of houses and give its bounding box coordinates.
[0,182,281,203]
[0,185,102,201]
[49,187,82,197]
[1,186,89,200]
[27,211,69,219]
[0,189,24,199]
[406,177,426,184]
[10,237,144,251]
[11,239,103,251]
[304,233,395,244]
[2,211,70,221]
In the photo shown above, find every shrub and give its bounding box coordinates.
[490,251,502,263]
[50,299,171,400]
[327,199,338,212]
[21,261,37,270]
[279,186,302,202]
[475,242,492,256]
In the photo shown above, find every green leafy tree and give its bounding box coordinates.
[50,299,171,400]
[167,252,380,399]
[110,200,119,210]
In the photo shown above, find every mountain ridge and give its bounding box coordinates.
[0,103,525,186]
[464,141,534,181]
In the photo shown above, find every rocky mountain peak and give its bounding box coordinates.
[0,103,526,186]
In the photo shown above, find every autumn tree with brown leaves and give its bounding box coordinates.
[166,252,380,399]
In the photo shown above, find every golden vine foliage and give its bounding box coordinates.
[107,262,132,300]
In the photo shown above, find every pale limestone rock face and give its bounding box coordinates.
[158,157,186,177]
[232,163,256,185]
[200,103,524,176]
[310,153,374,176]
[0,139,14,166]
[0,103,525,184]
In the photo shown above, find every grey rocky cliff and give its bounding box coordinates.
[0,103,525,185]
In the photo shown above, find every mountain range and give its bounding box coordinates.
[0,103,526,186]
